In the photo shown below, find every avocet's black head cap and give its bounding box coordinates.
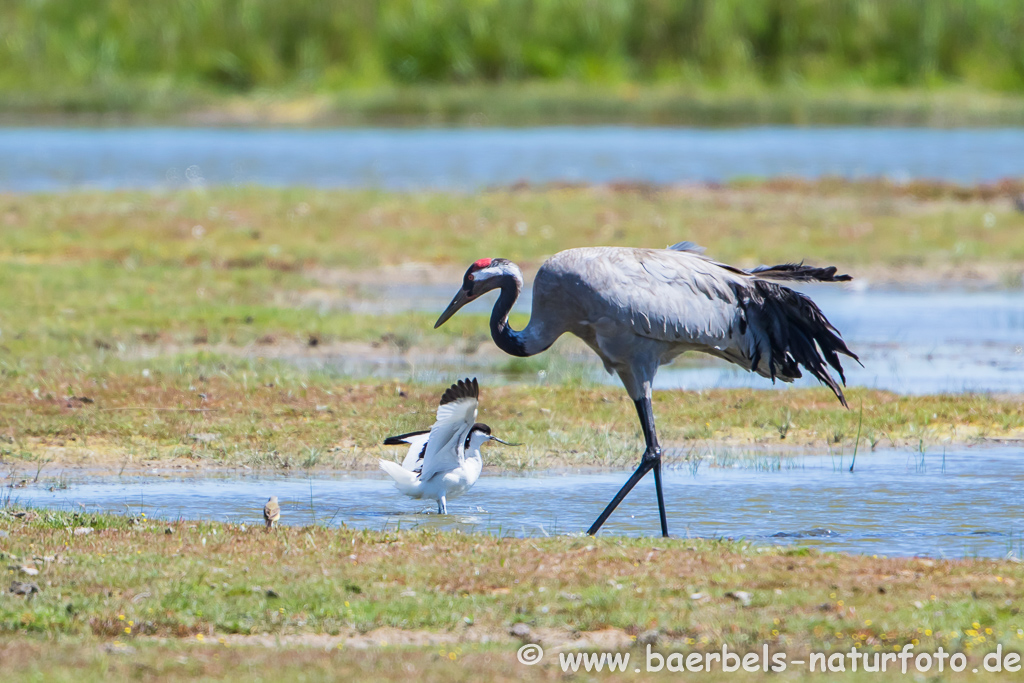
[471,422,491,434]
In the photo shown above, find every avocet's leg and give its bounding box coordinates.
[438,496,447,515]
[587,396,669,537]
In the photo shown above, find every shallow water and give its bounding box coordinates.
[318,284,1024,395]
[4,127,1024,191]
[7,448,1023,559]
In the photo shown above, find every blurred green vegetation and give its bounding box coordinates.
[2,1,1024,123]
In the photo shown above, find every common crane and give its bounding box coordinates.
[434,243,858,536]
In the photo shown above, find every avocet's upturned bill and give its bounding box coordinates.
[379,378,511,514]
[435,244,858,537]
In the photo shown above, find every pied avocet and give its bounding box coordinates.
[379,378,510,514]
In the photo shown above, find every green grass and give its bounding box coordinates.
[1,509,1023,681]
[5,181,1024,272]
[5,1,1024,125]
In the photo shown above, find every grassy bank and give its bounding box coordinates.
[8,84,1024,128]
[2,376,1022,472]
[1,509,1023,681]
[5,181,1023,274]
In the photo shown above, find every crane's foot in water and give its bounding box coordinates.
[587,449,669,538]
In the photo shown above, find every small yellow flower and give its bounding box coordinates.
[837,600,844,607]
[973,622,981,629]
[771,630,779,636]
[118,615,125,621]
[773,618,780,625]
[128,620,134,626]
[124,627,131,635]
[196,634,205,641]
[925,629,932,636]
[864,620,872,626]
[912,639,919,645]
[448,652,457,661]
[829,592,837,599]
[985,628,992,635]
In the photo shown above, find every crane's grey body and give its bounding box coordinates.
[435,244,857,536]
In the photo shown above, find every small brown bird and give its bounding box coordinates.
[263,496,280,529]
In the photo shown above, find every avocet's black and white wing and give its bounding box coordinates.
[383,429,431,471]
[417,378,479,482]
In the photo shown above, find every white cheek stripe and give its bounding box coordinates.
[474,266,503,280]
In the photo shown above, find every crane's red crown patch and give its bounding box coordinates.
[473,258,493,269]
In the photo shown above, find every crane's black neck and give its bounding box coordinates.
[490,274,531,357]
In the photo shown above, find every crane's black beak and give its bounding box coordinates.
[435,288,472,328]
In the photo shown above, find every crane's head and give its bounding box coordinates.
[435,258,518,328]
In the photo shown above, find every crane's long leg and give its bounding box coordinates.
[587,397,669,537]
[652,460,669,537]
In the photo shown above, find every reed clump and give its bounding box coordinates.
[3,1,1024,123]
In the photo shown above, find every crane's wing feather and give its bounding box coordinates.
[418,378,479,481]
[569,248,857,405]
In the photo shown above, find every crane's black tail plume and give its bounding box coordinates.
[747,262,852,283]
[738,279,860,407]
